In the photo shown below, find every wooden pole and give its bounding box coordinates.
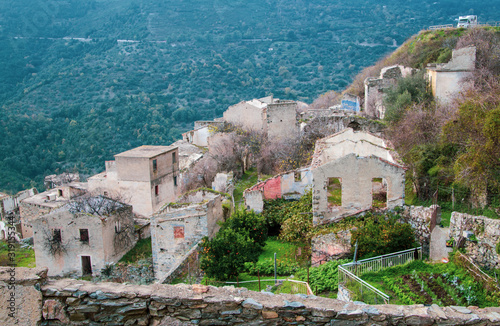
[258,271,261,292]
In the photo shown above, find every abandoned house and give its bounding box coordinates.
[426,46,476,104]
[244,167,312,213]
[364,65,413,119]
[32,196,135,277]
[44,173,80,190]
[0,188,37,221]
[311,128,405,224]
[88,145,180,217]
[182,120,225,147]
[19,183,88,238]
[222,96,299,139]
[151,189,224,283]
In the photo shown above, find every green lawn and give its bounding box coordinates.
[233,168,272,205]
[119,237,152,264]
[0,241,36,268]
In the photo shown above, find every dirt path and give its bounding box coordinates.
[430,226,453,261]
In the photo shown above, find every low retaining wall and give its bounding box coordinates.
[3,267,500,325]
[449,212,500,269]
[402,205,440,256]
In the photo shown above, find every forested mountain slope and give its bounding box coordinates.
[0,0,499,192]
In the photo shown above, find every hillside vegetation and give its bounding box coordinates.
[350,27,500,210]
[1,0,499,193]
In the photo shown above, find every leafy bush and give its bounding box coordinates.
[200,208,268,280]
[295,259,349,294]
[243,258,300,276]
[350,213,417,259]
[200,227,259,281]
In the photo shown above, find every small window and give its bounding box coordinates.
[155,185,159,196]
[58,189,63,197]
[52,229,62,243]
[173,176,178,187]
[152,159,157,173]
[327,178,342,207]
[115,221,121,233]
[80,229,89,244]
[294,172,301,182]
[172,152,176,164]
[174,226,184,239]
[103,191,108,197]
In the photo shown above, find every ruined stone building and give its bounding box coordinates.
[223,96,299,139]
[88,145,180,217]
[182,120,225,147]
[244,168,312,213]
[426,46,476,104]
[364,65,413,119]
[151,189,224,283]
[311,128,405,225]
[31,196,136,277]
[0,188,37,220]
[44,173,80,190]
[19,183,88,238]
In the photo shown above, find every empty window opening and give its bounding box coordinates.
[173,176,178,187]
[155,185,159,196]
[103,191,108,197]
[174,226,184,239]
[372,178,387,208]
[80,229,89,244]
[58,189,63,197]
[327,178,342,207]
[52,229,62,243]
[294,172,302,182]
[172,152,177,164]
[115,221,121,233]
[152,159,158,173]
[81,256,92,276]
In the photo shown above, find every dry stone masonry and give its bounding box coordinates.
[3,267,500,325]
[449,212,500,270]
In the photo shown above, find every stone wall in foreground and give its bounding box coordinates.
[3,267,500,325]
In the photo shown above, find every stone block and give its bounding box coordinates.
[262,310,278,319]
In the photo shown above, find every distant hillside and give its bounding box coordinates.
[1,0,499,193]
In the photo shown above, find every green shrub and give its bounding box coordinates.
[243,258,300,276]
[351,213,417,259]
[295,259,349,293]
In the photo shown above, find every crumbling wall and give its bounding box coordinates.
[223,101,266,133]
[151,195,224,283]
[312,154,405,225]
[0,267,47,326]
[244,168,312,213]
[449,212,500,270]
[401,205,440,256]
[364,65,412,119]
[266,101,299,140]
[311,230,352,266]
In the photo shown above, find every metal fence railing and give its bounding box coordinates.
[429,24,454,30]
[338,266,390,304]
[341,247,422,277]
[338,247,422,304]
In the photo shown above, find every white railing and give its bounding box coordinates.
[341,247,421,277]
[338,247,421,304]
[338,265,390,304]
[429,24,454,30]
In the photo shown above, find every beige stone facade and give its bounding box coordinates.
[223,96,299,139]
[311,129,405,224]
[31,197,136,277]
[427,46,476,104]
[88,145,180,217]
